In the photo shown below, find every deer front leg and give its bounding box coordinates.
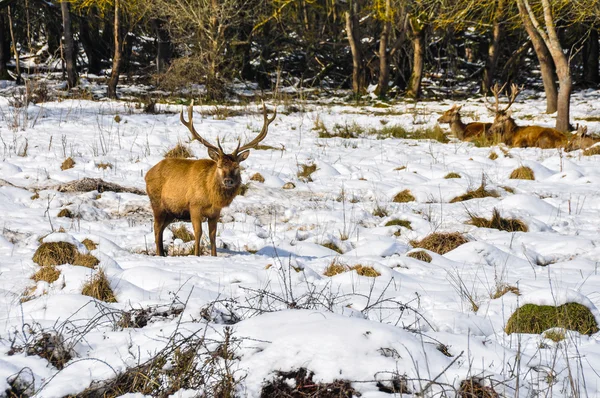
[190,208,204,256]
[153,212,171,256]
[208,216,218,257]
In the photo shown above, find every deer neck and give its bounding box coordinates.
[208,169,240,208]
[450,115,467,139]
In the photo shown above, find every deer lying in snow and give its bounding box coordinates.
[437,105,492,141]
[145,101,276,256]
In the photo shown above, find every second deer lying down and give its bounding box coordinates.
[437,105,492,141]
[145,102,276,256]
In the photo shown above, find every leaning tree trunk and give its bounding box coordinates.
[583,28,599,85]
[517,0,557,114]
[7,5,20,84]
[482,0,506,93]
[60,1,77,89]
[375,0,392,98]
[0,10,10,80]
[345,1,364,95]
[107,0,120,99]
[406,16,425,99]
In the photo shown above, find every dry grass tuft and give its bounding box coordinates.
[57,208,74,218]
[490,284,520,299]
[450,182,499,203]
[81,270,117,303]
[170,225,194,243]
[249,173,265,183]
[74,253,100,268]
[297,163,317,182]
[509,166,535,180]
[323,259,380,277]
[459,378,499,398]
[82,239,97,251]
[238,183,249,196]
[444,172,461,179]
[505,302,598,335]
[385,219,412,229]
[164,143,193,159]
[33,242,78,266]
[393,189,416,203]
[468,209,528,232]
[410,232,468,255]
[501,186,515,194]
[31,265,61,284]
[583,146,600,156]
[350,265,380,277]
[96,162,113,170]
[321,242,343,254]
[406,250,432,263]
[544,329,566,342]
[61,157,75,170]
[372,204,389,217]
[323,259,347,277]
[31,191,40,200]
[488,152,498,160]
[261,368,358,398]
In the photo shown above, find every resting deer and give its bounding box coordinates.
[564,125,600,152]
[145,101,276,256]
[437,105,492,141]
[487,83,569,148]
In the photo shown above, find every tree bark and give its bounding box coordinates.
[60,1,77,89]
[482,0,506,93]
[0,9,10,80]
[583,28,599,85]
[516,0,557,114]
[375,0,391,98]
[7,5,19,84]
[152,19,172,74]
[79,17,103,75]
[345,1,364,95]
[107,0,120,99]
[406,16,425,99]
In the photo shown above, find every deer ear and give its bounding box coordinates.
[455,105,462,111]
[208,148,220,161]
[236,151,250,162]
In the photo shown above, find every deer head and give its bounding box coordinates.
[487,83,522,139]
[437,105,462,124]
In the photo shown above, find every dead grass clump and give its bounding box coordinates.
[31,265,61,284]
[468,209,528,232]
[61,157,75,170]
[406,250,432,263]
[297,163,317,182]
[450,182,499,203]
[350,265,380,277]
[57,208,74,218]
[31,191,40,200]
[458,378,499,398]
[372,204,389,217]
[239,183,249,196]
[444,172,461,179]
[385,219,412,229]
[82,239,97,251]
[33,242,78,266]
[583,146,600,156]
[261,368,357,398]
[393,189,416,203]
[74,253,100,268]
[323,259,347,277]
[501,186,515,194]
[410,232,468,255]
[96,162,113,170]
[488,151,498,160]
[82,270,117,303]
[170,224,194,242]
[543,329,566,342]
[250,173,265,183]
[505,302,599,335]
[27,332,73,370]
[509,166,535,180]
[490,284,520,299]
[321,242,343,254]
[164,143,193,159]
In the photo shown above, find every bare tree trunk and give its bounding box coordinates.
[517,0,557,114]
[61,1,77,89]
[583,28,599,85]
[152,19,171,74]
[80,17,103,75]
[345,1,364,95]
[0,9,10,80]
[482,0,506,93]
[406,16,425,99]
[7,5,20,84]
[375,0,391,98]
[107,0,120,99]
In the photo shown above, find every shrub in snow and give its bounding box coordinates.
[81,269,117,303]
[406,250,432,263]
[61,157,75,170]
[164,142,193,158]
[33,241,99,268]
[509,166,535,180]
[450,182,499,203]
[467,208,528,232]
[410,232,468,255]
[392,189,415,203]
[505,303,599,335]
[260,368,358,397]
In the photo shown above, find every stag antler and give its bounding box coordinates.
[180,100,221,154]
[485,83,522,114]
[234,101,277,156]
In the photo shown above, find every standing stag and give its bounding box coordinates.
[145,102,276,256]
[487,83,569,148]
[437,105,492,141]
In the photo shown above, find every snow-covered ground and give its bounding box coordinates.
[2,88,600,397]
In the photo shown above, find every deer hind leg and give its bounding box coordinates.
[190,207,204,256]
[208,217,218,257]
[153,211,173,256]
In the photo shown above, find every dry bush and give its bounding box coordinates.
[450,182,499,203]
[61,157,75,170]
[82,239,98,251]
[410,232,468,255]
[261,368,357,397]
[406,250,432,263]
[444,172,461,179]
[490,284,520,299]
[26,332,73,370]
[118,306,184,329]
[319,122,365,138]
[543,329,566,342]
[74,253,100,268]
[164,143,193,159]
[373,204,389,217]
[33,242,78,266]
[509,166,535,180]
[323,259,346,277]
[96,162,113,170]
[31,265,61,284]
[57,208,74,218]
[250,173,265,183]
[458,377,499,398]
[321,242,343,254]
[297,163,317,182]
[31,191,40,200]
[468,209,528,232]
[351,265,380,277]
[488,151,498,160]
[170,225,194,242]
[393,189,415,203]
[81,270,117,303]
